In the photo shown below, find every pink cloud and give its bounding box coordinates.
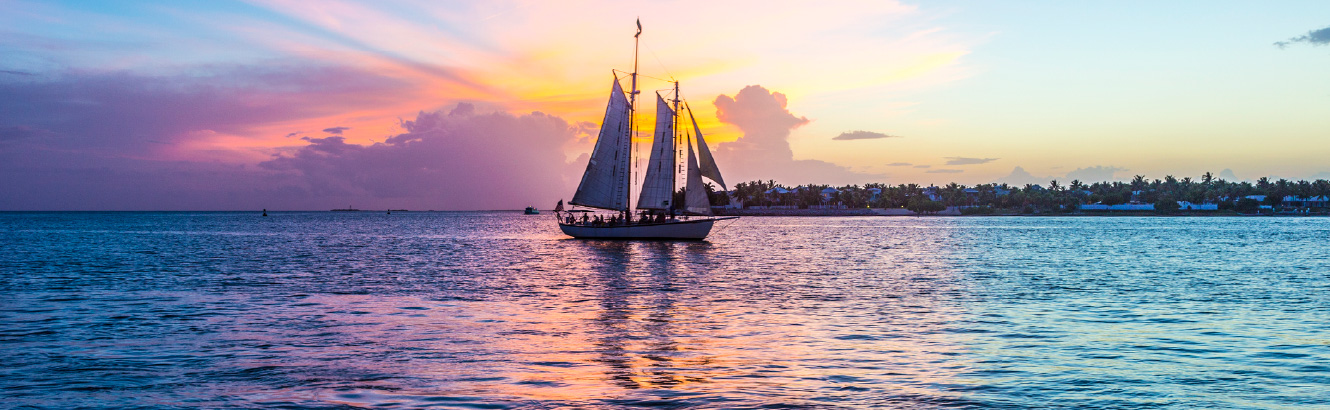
[0,65,415,158]
[712,85,880,185]
[0,66,580,210]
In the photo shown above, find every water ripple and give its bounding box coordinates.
[1,212,1329,408]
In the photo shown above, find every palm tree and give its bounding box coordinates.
[1314,180,1330,209]
[937,182,959,206]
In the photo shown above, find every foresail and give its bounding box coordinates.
[636,94,675,210]
[684,138,713,215]
[571,77,632,211]
[687,103,726,190]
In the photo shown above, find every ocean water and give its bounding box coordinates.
[2,212,1328,409]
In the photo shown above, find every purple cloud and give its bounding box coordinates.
[0,147,305,210]
[1,103,586,210]
[0,125,57,141]
[944,157,999,165]
[0,65,411,157]
[1065,165,1128,182]
[832,130,901,140]
[0,65,582,210]
[322,126,351,135]
[260,103,581,210]
[996,166,1052,186]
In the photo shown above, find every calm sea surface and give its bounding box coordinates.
[2,212,1328,409]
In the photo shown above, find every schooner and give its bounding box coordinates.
[556,20,737,240]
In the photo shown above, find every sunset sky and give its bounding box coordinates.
[2,0,1328,210]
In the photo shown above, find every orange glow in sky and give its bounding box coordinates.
[4,0,1329,210]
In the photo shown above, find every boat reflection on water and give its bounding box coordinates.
[585,241,710,391]
[560,229,974,407]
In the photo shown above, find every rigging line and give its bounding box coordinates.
[637,73,674,83]
[614,69,674,85]
[640,42,676,82]
[714,216,740,234]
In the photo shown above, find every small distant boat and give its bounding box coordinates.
[524,207,540,215]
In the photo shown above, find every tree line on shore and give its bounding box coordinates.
[714,173,1330,214]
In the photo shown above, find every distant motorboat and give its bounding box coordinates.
[524,207,540,215]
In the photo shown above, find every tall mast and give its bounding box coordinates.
[630,20,640,112]
[671,80,681,210]
[629,19,641,212]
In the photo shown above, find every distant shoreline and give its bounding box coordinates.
[713,208,1324,217]
[0,209,1322,216]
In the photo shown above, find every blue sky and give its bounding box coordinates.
[1,0,1328,209]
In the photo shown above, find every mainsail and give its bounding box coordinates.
[683,136,713,215]
[636,93,676,210]
[570,76,633,211]
[686,103,726,190]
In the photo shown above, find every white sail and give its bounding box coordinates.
[637,93,675,210]
[684,136,713,215]
[686,103,726,190]
[556,21,741,240]
[571,77,633,211]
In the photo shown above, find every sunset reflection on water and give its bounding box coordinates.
[5,212,1328,408]
[245,232,971,407]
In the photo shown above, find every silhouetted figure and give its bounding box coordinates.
[262,209,267,217]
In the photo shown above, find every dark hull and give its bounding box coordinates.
[558,217,737,240]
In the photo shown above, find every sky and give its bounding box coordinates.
[1,0,1328,210]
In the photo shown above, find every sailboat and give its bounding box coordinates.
[557,20,737,240]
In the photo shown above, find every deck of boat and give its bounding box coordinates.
[558,216,737,240]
